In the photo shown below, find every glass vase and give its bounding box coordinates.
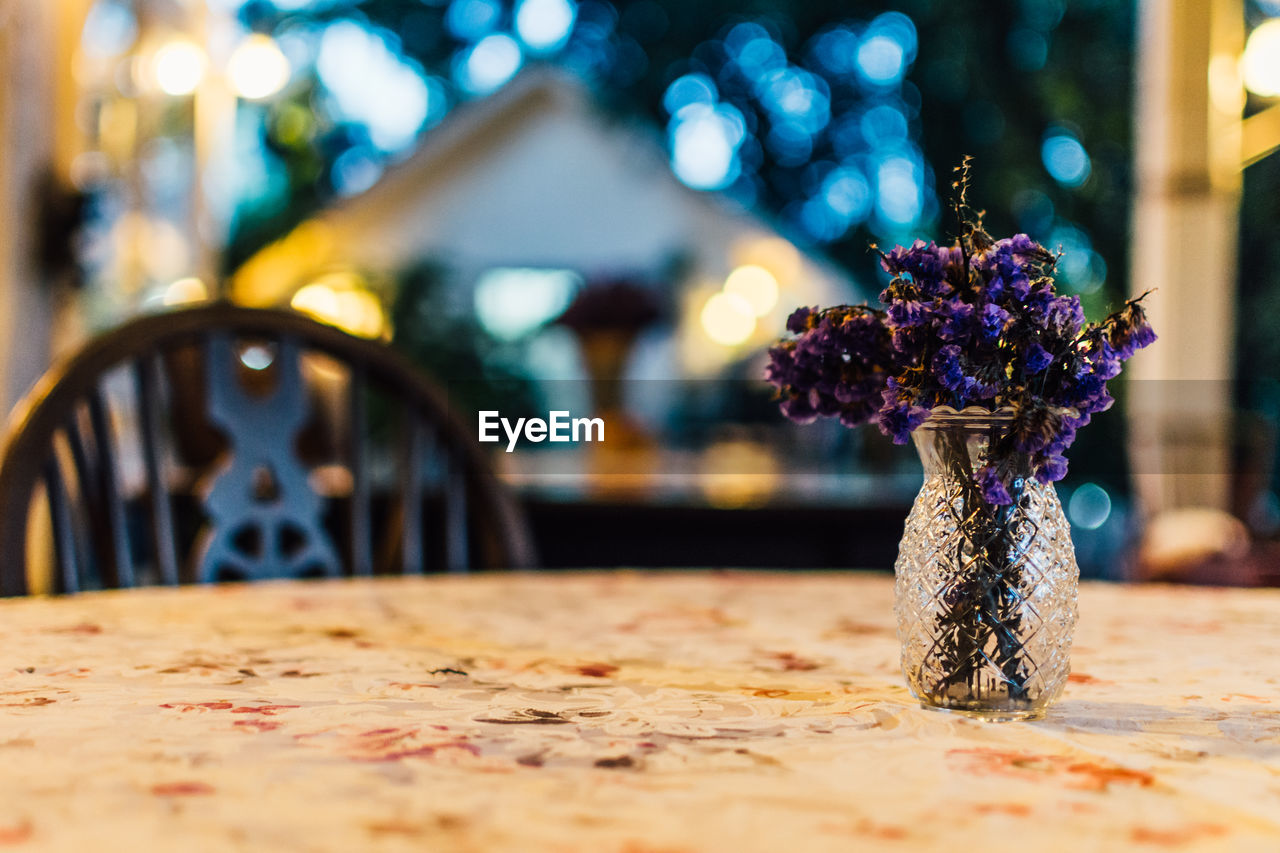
[893,408,1079,721]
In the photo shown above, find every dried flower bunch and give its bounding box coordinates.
[766,159,1157,504]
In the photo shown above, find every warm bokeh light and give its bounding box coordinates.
[97,99,138,162]
[290,272,387,339]
[231,221,336,307]
[723,264,779,317]
[163,277,208,306]
[291,282,339,323]
[1242,19,1280,97]
[227,34,291,100]
[699,439,780,508]
[700,292,756,346]
[732,236,802,286]
[151,39,206,96]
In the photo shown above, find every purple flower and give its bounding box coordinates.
[786,306,816,334]
[1024,281,1055,315]
[1060,370,1114,415]
[1011,401,1066,454]
[1025,342,1053,374]
[888,300,929,327]
[975,466,1013,506]
[1107,299,1158,359]
[1034,454,1068,484]
[1004,233,1039,255]
[1047,296,1084,337]
[1116,323,1157,358]
[876,399,931,445]
[980,303,1011,343]
[891,324,927,359]
[767,211,1154,490]
[767,306,894,430]
[1007,273,1032,301]
[931,344,966,392]
[936,300,976,342]
[882,240,947,279]
[765,344,807,392]
[780,390,820,424]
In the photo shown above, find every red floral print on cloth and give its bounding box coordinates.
[948,749,1155,791]
[151,782,215,797]
[330,728,483,763]
[0,821,32,845]
[1130,824,1228,846]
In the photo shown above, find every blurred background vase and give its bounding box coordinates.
[557,277,665,449]
[577,326,639,431]
[894,409,1079,721]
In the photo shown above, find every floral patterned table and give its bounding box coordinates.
[0,571,1277,851]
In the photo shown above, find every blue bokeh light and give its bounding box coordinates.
[331,145,384,196]
[1068,483,1112,531]
[1049,222,1106,294]
[663,73,717,116]
[860,103,909,148]
[515,0,578,53]
[875,154,923,229]
[445,0,504,42]
[659,12,932,243]
[856,13,917,87]
[670,103,744,190]
[798,198,848,242]
[822,165,872,222]
[1041,130,1091,186]
[857,35,906,86]
[455,33,524,95]
[82,0,137,58]
[316,22,434,152]
[872,12,918,58]
[725,22,786,75]
[828,113,864,159]
[756,67,830,134]
[765,121,814,167]
[809,26,860,77]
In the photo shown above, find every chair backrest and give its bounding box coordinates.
[0,304,536,595]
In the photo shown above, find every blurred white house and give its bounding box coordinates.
[231,68,857,376]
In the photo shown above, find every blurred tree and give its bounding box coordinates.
[388,261,542,422]
[226,0,1136,314]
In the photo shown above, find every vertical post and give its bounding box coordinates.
[1128,0,1243,516]
[0,0,63,414]
[192,2,236,298]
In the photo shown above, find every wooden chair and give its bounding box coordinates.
[0,304,536,595]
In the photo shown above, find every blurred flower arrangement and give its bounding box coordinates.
[766,159,1156,503]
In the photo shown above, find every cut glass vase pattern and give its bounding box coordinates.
[893,409,1079,720]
